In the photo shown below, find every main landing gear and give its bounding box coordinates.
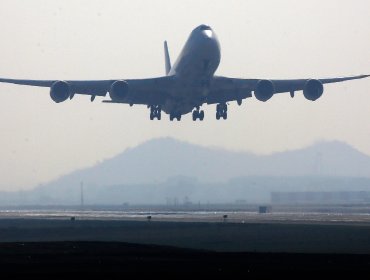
[150,105,161,120]
[216,103,228,120]
[192,108,204,121]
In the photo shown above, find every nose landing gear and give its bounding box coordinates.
[170,113,182,121]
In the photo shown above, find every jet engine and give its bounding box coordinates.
[50,81,71,103]
[303,79,324,101]
[109,80,129,102]
[255,80,275,102]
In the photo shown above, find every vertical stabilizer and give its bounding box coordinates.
[164,41,171,75]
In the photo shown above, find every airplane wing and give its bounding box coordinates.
[1,74,368,106]
[0,76,174,105]
[207,74,370,104]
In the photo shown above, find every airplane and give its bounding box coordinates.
[0,24,368,121]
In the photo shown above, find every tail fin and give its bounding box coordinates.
[164,41,171,75]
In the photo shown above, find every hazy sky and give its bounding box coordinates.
[0,0,369,191]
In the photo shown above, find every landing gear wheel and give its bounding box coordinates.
[170,113,181,121]
[199,110,204,121]
[149,105,162,120]
[216,103,228,120]
[192,110,198,121]
[192,108,204,121]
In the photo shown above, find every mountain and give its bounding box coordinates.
[41,138,370,186]
[2,138,370,205]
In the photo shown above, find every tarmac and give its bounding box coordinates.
[0,209,370,253]
[0,208,369,276]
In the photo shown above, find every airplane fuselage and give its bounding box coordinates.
[163,25,221,115]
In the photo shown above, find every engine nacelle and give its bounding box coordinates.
[255,80,275,102]
[109,80,129,102]
[50,81,71,103]
[303,79,324,101]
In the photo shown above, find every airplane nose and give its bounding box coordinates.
[196,25,212,36]
[191,25,219,47]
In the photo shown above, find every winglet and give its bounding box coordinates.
[164,41,171,75]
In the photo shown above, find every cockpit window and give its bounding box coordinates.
[199,25,211,31]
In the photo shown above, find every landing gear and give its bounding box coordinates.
[149,105,161,120]
[216,103,228,120]
[192,108,204,121]
[170,113,181,121]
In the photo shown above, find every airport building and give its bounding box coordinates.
[271,191,370,204]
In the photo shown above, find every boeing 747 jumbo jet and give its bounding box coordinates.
[0,25,368,121]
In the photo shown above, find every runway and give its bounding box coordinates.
[0,208,370,254]
[1,208,370,225]
[0,207,369,276]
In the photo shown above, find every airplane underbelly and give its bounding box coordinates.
[163,86,208,115]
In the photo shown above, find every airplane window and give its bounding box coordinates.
[199,25,211,31]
